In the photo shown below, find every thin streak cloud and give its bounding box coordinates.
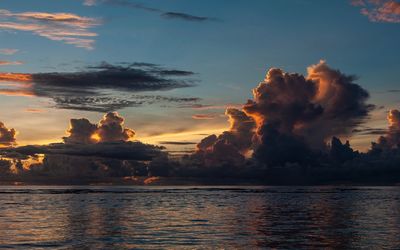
[84,0,217,22]
[0,61,23,66]
[0,49,19,55]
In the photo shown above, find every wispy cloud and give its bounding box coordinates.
[351,0,400,23]
[0,9,101,49]
[84,0,217,22]
[0,48,19,55]
[0,60,23,66]
[83,0,97,6]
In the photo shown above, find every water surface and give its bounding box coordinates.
[0,186,399,249]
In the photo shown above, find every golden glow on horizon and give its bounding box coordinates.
[90,133,101,142]
[0,90,35,97]
[139,127,226,144]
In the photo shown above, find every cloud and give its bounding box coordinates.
[0,62,199,112]
[161,12,217,22]
[0,112,166,180]
[83,0,97,6]
[242,60,372,166]
[0,49,19,55]
[25,108,45,113]
[0,61,23,66]
[97,112,135,142]
[5,61,400,184]
[189,61,372,168]
[0,9,100,49]
[0,121,16,147]
[352,0,400,23]
[245,60,372,148]
[63,118,98,144]
[52,95,200,112]
[192,108,256,167]
[84,0,217,22]
[192,114,216,120]
[8,141,163,161]
[352,127,387,135]
[63,112,135,144]
[372,109,400,149]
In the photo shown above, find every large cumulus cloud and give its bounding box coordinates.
[192,61,372,168]
[63,112,135,144]
[244,61,372,148]
[63,118,98,144]
[97,112,135,142]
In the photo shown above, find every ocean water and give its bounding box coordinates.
[0,186,399,249]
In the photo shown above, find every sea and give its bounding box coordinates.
[0,186,399,249]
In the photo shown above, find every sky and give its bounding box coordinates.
[0,0,399,153]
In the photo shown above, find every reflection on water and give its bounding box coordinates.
[0,186,400,249]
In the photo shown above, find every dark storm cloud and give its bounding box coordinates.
[0,121,16,146]
[352,127,387,135]
[4,141,164,161]
[52,95,201,112]
[84,0,217,22]
[30,62,195,96]
[0,62,199,112]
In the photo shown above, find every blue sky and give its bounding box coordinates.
[0,0,399,150]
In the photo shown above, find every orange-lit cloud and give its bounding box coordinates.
[143,176,160,185]
[0,9,101,49]
[25,108,45,113]
[0,73,32,82]
[192,114,216,120]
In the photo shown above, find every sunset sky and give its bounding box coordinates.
[0,0,399,152]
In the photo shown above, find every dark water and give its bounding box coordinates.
[0,186,400,249]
